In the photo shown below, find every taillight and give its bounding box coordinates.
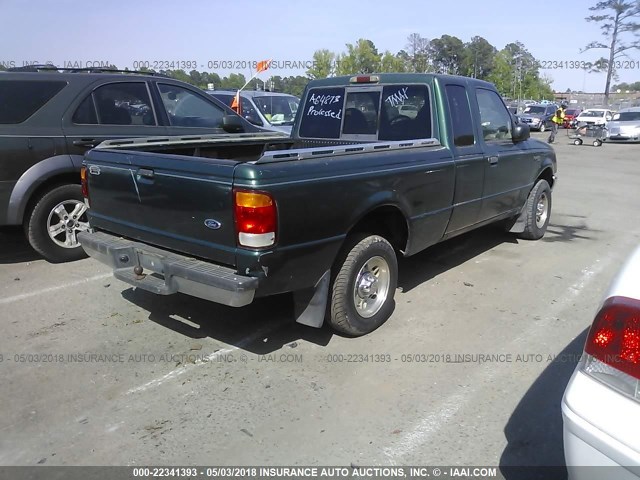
[233,189,276,248]
[349,75,380,84]
[80,166,89,199]
[583,296,640,401]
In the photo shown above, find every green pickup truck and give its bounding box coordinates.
[78,73,557,336]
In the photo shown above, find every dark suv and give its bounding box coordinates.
[0,67,269,262]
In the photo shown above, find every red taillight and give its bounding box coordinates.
[585,296,640,379]
[80,166,89,199]
[233,189,277,248]
[349,75,380,84]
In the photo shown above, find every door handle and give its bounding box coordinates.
[73,138,97,147]
[487,156,499,165]
[137,168,154,179]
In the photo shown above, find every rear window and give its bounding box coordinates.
[0,80,67,124]
[298,84,431,141]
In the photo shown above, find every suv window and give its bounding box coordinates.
[445,85,475,147]
[159,84,225,128]
[211,93,263,126]
[0,80,67,124]
[76,82,155,126]
[476,89,512,141]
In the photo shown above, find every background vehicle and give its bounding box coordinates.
[605,107,640,142]
[79,73,556,337]
[575,108,614,127]
[208,90,300,133]
[563,108,583,128]
[518,103,558,132]
[0,67,269,262]
[562,246,640,479]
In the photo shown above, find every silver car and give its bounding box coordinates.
[562,246,640,479]
[208,90,299,134]
[606,107,640,143]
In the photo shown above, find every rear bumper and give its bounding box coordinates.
[78,230,258,307]
[562,370,640,479]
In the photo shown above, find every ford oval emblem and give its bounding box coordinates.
[88,165,101,175]
[204,219,222,230]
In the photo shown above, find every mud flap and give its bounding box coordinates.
[508,206,527,233]
[293,270,330,328]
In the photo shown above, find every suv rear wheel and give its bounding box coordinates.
[25,184,89,263]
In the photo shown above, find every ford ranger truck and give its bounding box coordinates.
[78,74,557,336]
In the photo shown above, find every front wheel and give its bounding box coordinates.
[25,184,90,263]
[539,123,546,133]
[328,234,398,336]
[519,179,552,240]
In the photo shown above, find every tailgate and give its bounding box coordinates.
[84,148,238,266]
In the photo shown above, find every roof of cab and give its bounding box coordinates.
[306,72,496,89]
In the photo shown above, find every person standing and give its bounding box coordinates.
[548,104,566,143]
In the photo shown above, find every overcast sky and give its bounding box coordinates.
[1,0,638,93]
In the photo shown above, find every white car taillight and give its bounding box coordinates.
[582,296,640,402]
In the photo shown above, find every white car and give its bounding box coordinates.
[575,108,615,127]
[562,246,640,479]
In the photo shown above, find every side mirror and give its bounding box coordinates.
[512,123,530,142]
[222,115,245,133]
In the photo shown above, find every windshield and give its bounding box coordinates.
[617,112,640,121]
[523,106,545,114]
[253,95,300,125]
[580,110,605,118]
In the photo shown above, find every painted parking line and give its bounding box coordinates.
[382,255,610,461]
[0,273,112,305]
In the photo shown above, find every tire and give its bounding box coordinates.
[25,184,90,263]
[574,139,582,145]
[539,123,546,133]
[519,179,552,240]
[328,234,398,336]
[593,140,602,147]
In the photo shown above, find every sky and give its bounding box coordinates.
[1,0,639,94]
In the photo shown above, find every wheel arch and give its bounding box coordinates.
[7,155,80,225]
[345,204,410,255]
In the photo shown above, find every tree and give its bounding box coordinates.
[429,35,465,74]
[583,0,640,103]
[405,33,431,72]
[462,36,497,79]
[335,39,381,75]
[379,51,407,72]
[306,49,335,79]
[487,50,514,96]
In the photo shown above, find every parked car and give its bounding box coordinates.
[208,90,299,133]
[562,246,640,478]
[397,104,419,118]
[518,103,558,132]
[563,108,583,128]
[605,107,640,142]
[78,73,556,336]
[575,108,615,127]
[0,67,271,262]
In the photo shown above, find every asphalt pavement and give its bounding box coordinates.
[1,133,639,478]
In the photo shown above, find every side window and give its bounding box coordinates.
[379,84,431,140]
[159,84,225,128]
[72,95,98,124]
[476,89,512,142]
[445,85,475,147]
[0,80,67,124]
[342,91,379,135]
[92,83,155,126]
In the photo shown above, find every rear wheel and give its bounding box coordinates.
[25,184,89,263]
[519,179,551,240]
[574,139,583,145]
[328,234,398,336]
